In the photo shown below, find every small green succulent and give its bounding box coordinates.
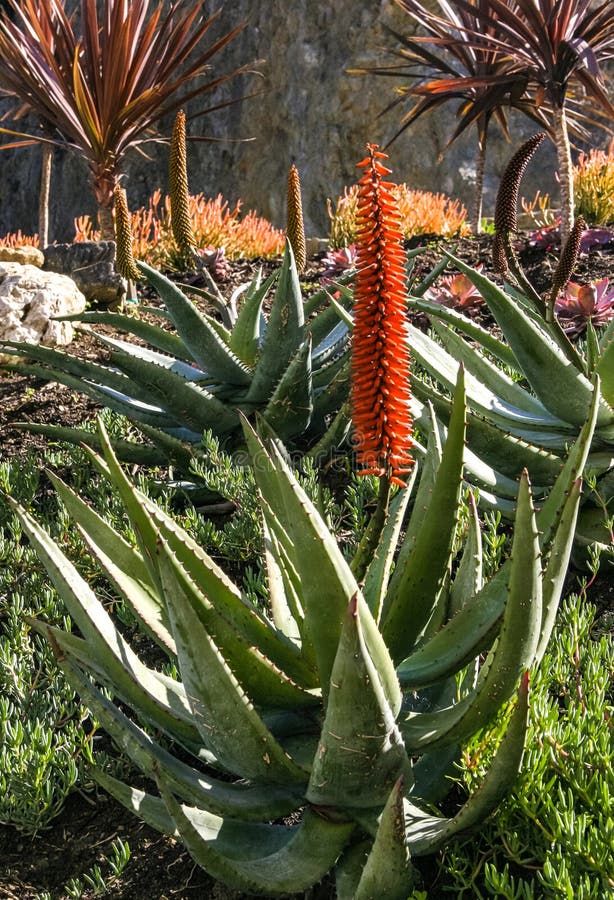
[13,369,596,898]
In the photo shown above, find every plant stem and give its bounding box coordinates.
[472,133,486,233]
[552,105,574,244]
[350,475,391,584]
[38,144,52,249]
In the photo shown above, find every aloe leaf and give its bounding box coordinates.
[157,775,354,897]
[396,400,595,692]
[230,269,278,366]
[382,369,466,663]
[260,510,302,646]
[0,343,157,405]
[246,242,305,403]
[59,662,303,819]
[155,536,318,710]
[140,494,316,687]
[410,744,461,804]
[92,769,302,846]
[130,422,196,471]
[46,471,175,655]
[412,376,565,479]
[431,318,553,416]
[352,779,417,900]
[407,294,519,369]
[363,475,416,622]
[535,477,582,664]
[261,336,314,440]
[449,491,483,618]
[443,253,613,428]
[306,401,352,464]
[5,360,188,432]
[13,508,200,744]
[402,672,529,855]
[303,271,355,318]
[107,351,240,436]
[307,596,409,808]
[137,261,252,386]
[536,376,601,547]
[98,334,206,381]
[596,327,614,409]
[406,324,572,433]
[401,472,541,751]
[11,423,171,466]
[56,310,191,359]
[156,544,307,785]
[307,291,353,349]
[242,417,359,700]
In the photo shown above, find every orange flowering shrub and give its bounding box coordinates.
[0,230,39,248]
[74,190,285,266]
[328,183,469,249]
[351,145,414,486]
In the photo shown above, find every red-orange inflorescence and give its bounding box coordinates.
[351,144,414,486]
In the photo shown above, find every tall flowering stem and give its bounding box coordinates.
[350,144,414,581]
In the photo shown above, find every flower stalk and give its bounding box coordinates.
[350,144,414,581]
[113,185,140,302]
[287,164,306,273]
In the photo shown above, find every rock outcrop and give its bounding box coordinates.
[0,263,86,361]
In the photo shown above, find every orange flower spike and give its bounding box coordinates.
[351,144,414,486]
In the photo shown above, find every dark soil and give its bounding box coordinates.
[0,233,612,900]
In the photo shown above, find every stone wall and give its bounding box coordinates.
[0,1,564,242]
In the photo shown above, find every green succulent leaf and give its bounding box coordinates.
[242,417,358,700]
[136,260,252,386]
[407,294,518,369]
[229,268,277,366]
[156,774,354,897]
[352,779,417,900]
[449,490,483,618]
[261,335,314,440]
[442,253,613,428]
[156,541,307,785]
[306,596,410,808]
[46,471,174,655]
[402,671,530,856]
[246,242,305,403]
[382,367,466,662]
[401,471,541,751]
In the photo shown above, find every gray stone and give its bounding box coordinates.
[0,263,86,362]
[43,241,125,304]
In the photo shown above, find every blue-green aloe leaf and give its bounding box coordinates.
[246,242,305,403]
[136,261,252,386]
[156,774,354,897]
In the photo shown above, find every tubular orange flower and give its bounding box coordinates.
[351,144,413,485]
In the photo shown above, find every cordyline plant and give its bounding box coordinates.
[352,0,553,230]
[358,0,614,239]
[405,138,614,562]
[12,148,593,894]
[450,0,614,243]
[0,0,258,240]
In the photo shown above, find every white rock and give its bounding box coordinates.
[0,263,86,363]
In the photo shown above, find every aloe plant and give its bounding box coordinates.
[13,367,593,896]
[0,242,354,471]
[404,260,614,561]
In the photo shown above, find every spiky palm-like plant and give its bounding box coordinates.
[446,0,614,242]
[0,0,258,238]
[352,0,553,230]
